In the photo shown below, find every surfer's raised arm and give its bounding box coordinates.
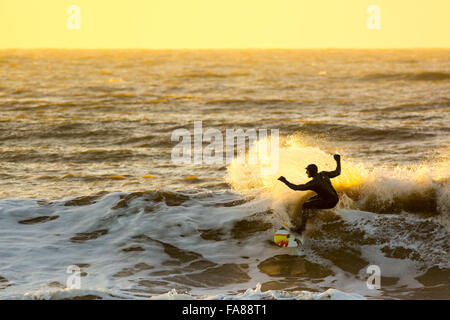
[278,176,313,191]
[324,154,341,179]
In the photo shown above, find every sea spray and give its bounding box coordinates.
[225,134,450,225]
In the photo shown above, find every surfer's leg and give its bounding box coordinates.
[293,198,322,234]
[297,208,311,234]
[296,197,339,234]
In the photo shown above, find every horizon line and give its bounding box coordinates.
[1,47,450,50]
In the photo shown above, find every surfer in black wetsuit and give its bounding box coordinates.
[278,154,341,235]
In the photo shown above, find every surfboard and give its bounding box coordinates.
[273,224,304,248]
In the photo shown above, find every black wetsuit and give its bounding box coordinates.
[282,160,341,233]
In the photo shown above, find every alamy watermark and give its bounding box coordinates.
[66,265,81,289]
[366,5,381,30]
[67,5,81,30]
[171,121,279,175]
[366,265,381,290]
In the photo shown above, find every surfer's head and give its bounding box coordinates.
[305,164,318,177]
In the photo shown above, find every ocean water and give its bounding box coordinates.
[0,49,449,300]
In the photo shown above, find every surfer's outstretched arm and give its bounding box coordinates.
[278,176,312,191]
[324,154,341,178]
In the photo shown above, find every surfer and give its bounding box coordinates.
[278,154,341,235]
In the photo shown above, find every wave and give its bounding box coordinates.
[0,123,124,142]
[295,122,435,142]
[16,283,364,300]
[148,283,365,300]
[177,71,250,79]
[223,134,449,298]
[0,186,449,299]
[225,133,450,221]
[0,148,143,163]
[205,98,301,106]
[0,134,449,299]
[362,100,450,113]
[362,71,450,81]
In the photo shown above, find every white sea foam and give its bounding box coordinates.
[0,186,448,299]
[149,283,366,300]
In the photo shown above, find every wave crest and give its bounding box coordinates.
[225,134,450,225]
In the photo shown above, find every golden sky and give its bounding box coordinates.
[1,0,449,48]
